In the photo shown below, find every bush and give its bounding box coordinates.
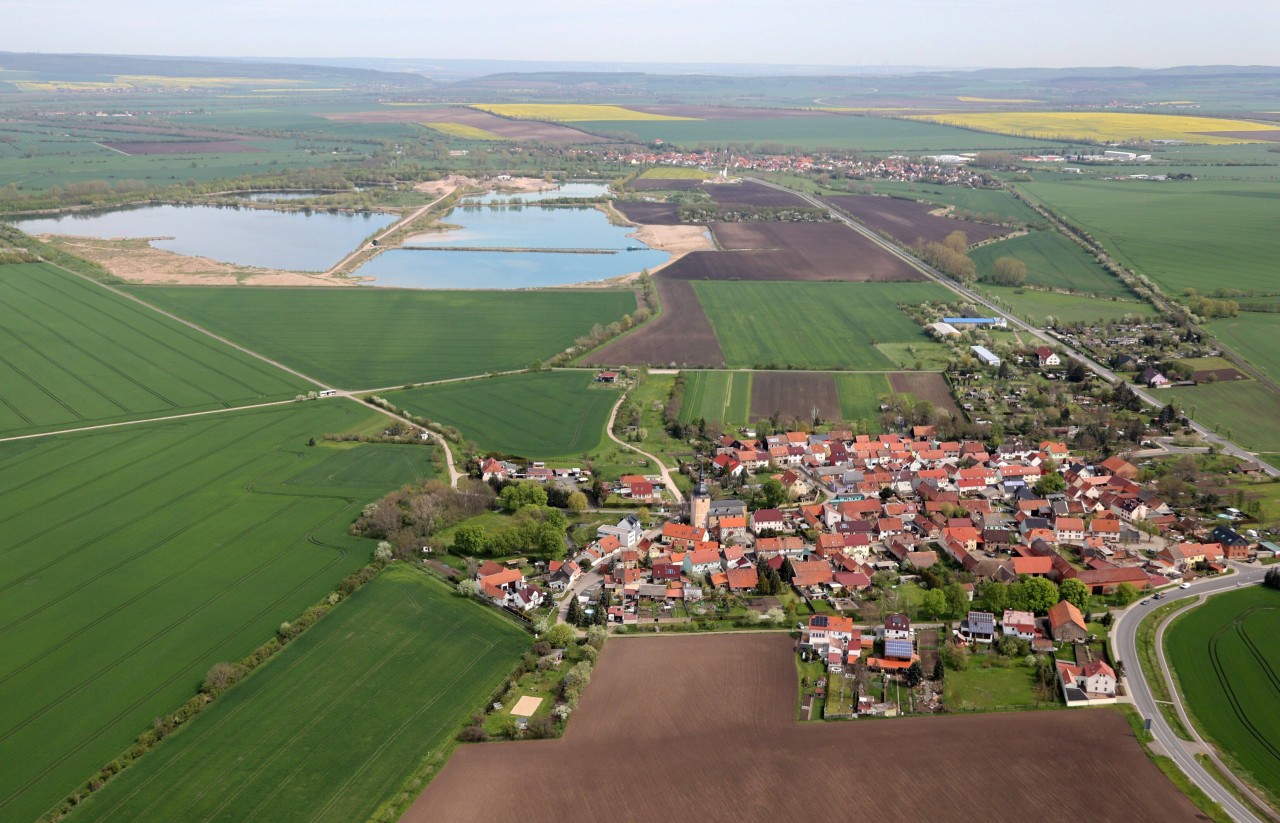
[457,724,488,742]
[544,623,576,649]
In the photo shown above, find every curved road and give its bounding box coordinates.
[746,178,1279,478]
[606,391,685,506]
[1111,564,1272,822]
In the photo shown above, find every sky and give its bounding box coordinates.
[2,0,1277,69]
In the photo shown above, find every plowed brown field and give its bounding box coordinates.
[705,180,809,208]
[627,178,705,191]
[705,222,924,281]
[890,371,961,414]
[405,634,1200,823]
[615,202,681,225]
[826,194,1013,247]
[584,278,725,368]
[324,107,605,143]
[751,372,841,422]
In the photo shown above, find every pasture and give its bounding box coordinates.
[691,281,950,370]
[408,634,1200,822]
[0,262,309,437]
[0,402,394,823]
[1166,586,1280,808]
[1167,381,1280,453]
[969,230,1133,297]
[388,370,619,459]
[1019,177,1280,296]
[1209,313,1280,380]
[980,284,1156,325]
[70,565,528,823]
[127,286,636,388]
[678,371,752,426]
[908,111,1279,144]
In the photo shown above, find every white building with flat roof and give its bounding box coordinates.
[971,345,1001,368]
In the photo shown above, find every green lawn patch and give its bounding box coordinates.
[943,657,1043,711]
[388,370,619,460]
[0,402,395,823]
[970,230,1133,297]
[0,263,309,437]
[126,286,637,389]
[71,565,528,823]
[692,281,949,370]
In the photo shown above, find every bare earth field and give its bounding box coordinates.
[1193,367,1248,382]
[707,222,925,281]
[585,277,725,368]
[324,106,606,143]
[1196,129,1280,141]
[406,634,1200,823]
[890,371,962,415]
[751,372,842,422]
[99,140,261,155]
[825,194,1013,246]
[627,178,705,191]
[614,201,681,225]
[704,180,809,208]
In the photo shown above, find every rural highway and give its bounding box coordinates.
[1110,565,1272,823]
[747,178,1280,479]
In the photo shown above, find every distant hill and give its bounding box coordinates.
[0,52,432,86]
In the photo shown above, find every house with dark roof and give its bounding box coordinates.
[959,610,996,644]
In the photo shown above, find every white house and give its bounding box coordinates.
[598,514,644,548]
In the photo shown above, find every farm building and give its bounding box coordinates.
[927,321,961,338]
[971,345,1001,368]
[944,317,1007,328]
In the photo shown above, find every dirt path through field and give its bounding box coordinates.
[605,392,684,505]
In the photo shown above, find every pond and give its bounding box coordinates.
[13,204,397,272]
[401,205,640,251]
[462,182,609,204]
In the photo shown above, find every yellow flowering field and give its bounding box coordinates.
[907,111,1278,144]
[421,122,506,140]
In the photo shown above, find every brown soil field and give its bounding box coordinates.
[751,372,841,422]
[614,201,681,225]
[405,633,1200,823]
[627,178,705,191]
[890,371,961,415]
[704,180,810,208]
[1193,368,1248,382]
[1196,129,1280,142]
[584,278,725,368]
[324,107,605,143]
[825,194,1014,247]
[663,249,921,283]
[99,140,261,155]
[707,222,924,281]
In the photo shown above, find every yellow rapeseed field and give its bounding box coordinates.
[907,111,1278,144]
[421,122,506,140]
[471,104,696,122]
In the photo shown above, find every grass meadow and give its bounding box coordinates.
[1166,586,1280,808]
[1209,313,1280,380]
[691,281,950,370]
[836,373,893,428]
[0,402,399,822]
[980,284,1157,325]
[1167,381,1280,453]
[70,565,528,823]
[678,371,752,425]
[388,370,620,459]
[0,263,310,437]
[1019,177,1280,295]
[969,230,1132,297]
[127,286,636,389]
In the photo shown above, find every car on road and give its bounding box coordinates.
[1152,592,1163,600]
[1179,582,1191,589]
[1141,599,1150,605]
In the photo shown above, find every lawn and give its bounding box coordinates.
[0,263,309,436]
[1210,313,1280,381]
[70,565,529,823]
[1019,177,1280,296]
[1165,586,1280,809]
[0,402,397,823]
[969,230,1133,297]
[1167,381,1280,453]
[979,284,1157,325]
[388,370,620,460]
[126,286,636,389]
[835,373,892,430]
[678,370,752,425]
[943,659,1043,711]
[691,281,950,370]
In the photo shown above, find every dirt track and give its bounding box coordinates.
[405,634,1200,823]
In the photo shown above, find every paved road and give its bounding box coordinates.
[556,571,602,623]
[606,390,686,505]
[325,188,457,276]
[746,178,1279,479]
[1110,564,1272,822]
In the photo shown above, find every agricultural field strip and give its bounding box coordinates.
[0,407,378,821]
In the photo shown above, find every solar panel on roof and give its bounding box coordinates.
[812,615,828,627]
[885,639,914,659]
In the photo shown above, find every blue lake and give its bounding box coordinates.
[402,204,643,251]
[462,182,609,204]
[13,204,397,272]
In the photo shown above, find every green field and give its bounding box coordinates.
[691,281,950,370]
[678,370,752,425]
[944,660,1042,710]
[0,263,309,436]
[575,114,1065,152]
[1167,381,1280,453]
[1020,177,1280,295]
[0,402,399,822]
[980,284,1157,325]
[284,441,437,488]
[1166,586,1280,807]
[126,286,637,388]
[71,565,528,823]
[389,370,619,459]
[836,373,893,427]
[1210,313,1280,381]
[970,230,1133,297]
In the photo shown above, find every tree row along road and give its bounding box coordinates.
[1111,564,1272,823]
[746,178,1279,479]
